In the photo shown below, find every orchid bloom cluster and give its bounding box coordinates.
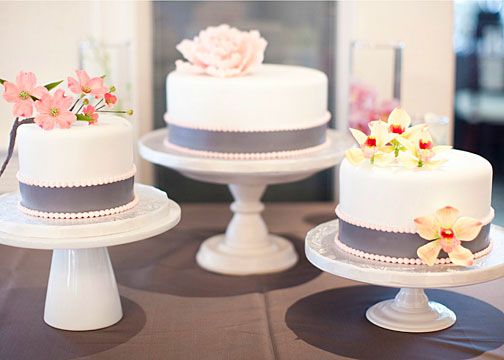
[414,206,483,266]
[345,107,451,169]
[1,70,132,130]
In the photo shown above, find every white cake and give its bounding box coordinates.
[17,115,137,218]
[165,25,330,159]
[336,109,494,267]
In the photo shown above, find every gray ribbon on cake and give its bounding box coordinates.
[338,219,491,258]
[167,123,327,153]
[19,177,135,213]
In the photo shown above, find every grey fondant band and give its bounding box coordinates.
[338,219,491,259]
[167,123,328,153]
[19,177,135,213]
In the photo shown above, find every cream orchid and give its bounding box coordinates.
[345,120,396,166]
[386,107,426,156]
[397,128,451,168]
[415,206,483,266]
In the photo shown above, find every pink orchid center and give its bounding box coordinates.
[419,139,433,150]
[439,228,460,253]
[49,107,60,117]
[19,90,30,100]
[365,136,377,147]
[389,124,404,134]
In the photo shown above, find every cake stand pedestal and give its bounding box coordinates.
[139,129,352,275]
[0,184,181,331]
[305,220,504,333]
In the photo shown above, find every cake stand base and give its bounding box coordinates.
[365,288,456,332]
[45,247,122,331]
[140,129,352,276]
[197,234,297,275]
[305,220,504,333]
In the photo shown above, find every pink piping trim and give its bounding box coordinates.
[164,112,331,132]
[335,205,495,234]
[335,235,492,266]
[18,195,139,219]
[163,137,330,159]
[17,166,137,188]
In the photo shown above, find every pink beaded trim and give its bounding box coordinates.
[335,235,492,266]
[18,195,139,219]
[17,166,137,188]
[163,137,330,159]
[164,112,331,132]
[335,205,495,234]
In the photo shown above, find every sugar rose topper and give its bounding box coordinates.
[0,70,133,177]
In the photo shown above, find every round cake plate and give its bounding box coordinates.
[305,220,504,333]
[0,184,181,331]
[139,129,352,276]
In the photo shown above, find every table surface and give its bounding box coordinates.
[1,203,503,360]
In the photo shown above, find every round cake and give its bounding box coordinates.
[337,109,494,266]
[164,24,330,159]
[17,115,137,219]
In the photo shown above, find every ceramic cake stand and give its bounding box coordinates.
[0,184,181,331]
[139,129,352,275]
[305,220,504,333]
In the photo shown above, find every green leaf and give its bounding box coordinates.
[0,79,5,85]
[44,80,63,91]
[76,114,93,122]
[30,95,39,101]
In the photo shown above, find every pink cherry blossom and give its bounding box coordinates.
[34,89,76,130]
[67,70,108,98]
[83,104,99,124]
[175,24,267,78]
[2,71,48,117]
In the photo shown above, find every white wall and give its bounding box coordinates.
[336,1,455,139]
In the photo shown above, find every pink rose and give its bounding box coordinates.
[175,24,268,78]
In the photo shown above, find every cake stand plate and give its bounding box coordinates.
[139,129,352,275]
[0,184,181,331]
[305,220,504,333]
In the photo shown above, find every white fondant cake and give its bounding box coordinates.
[165,64,330,158]
[17,115,137,218]
[338,150,493,233]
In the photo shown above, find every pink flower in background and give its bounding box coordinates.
[104,92,117,107]
[2,71,48,117]
[67,70,108,98]
[82,104,99,124]
[176,24,268,77]
[34,89,76,130]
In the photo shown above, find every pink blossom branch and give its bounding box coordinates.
[0,117,35,178]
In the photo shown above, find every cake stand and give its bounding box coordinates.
[0,184,181,331]
[139,129,352,275]
[305,220,504,333]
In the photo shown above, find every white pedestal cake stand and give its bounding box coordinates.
[305,220,504,333]
[0,184,181,331]
[139,129,352,275]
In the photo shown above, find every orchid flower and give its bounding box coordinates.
[397,128,451,168]
[345,120,396,166]
[415,206,483,266]
[386,107,427,156]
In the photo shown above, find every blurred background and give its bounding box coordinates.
[0,1,501,221]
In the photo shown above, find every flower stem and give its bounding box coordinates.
[0,117,35,178]
[69,96,82,112]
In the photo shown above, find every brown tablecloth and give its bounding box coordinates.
[0,203,503,360]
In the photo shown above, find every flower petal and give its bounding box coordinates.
[448,244,474,266]
[13,100,33,117]
[417,240,442,266]
[387,107,411,128]
[2,82,20,102]
[345,148,365,165]
[373,151,395,167]
[453,217,483,241]
[349,128,367,145]
[76,70,90,85]
[395,135,416,153]
[16,71,36,91]
[414,215,440,240]
[398,151,419,168]
[67,76,81,94]
[402,124,427,140]
[435,206,460,228]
